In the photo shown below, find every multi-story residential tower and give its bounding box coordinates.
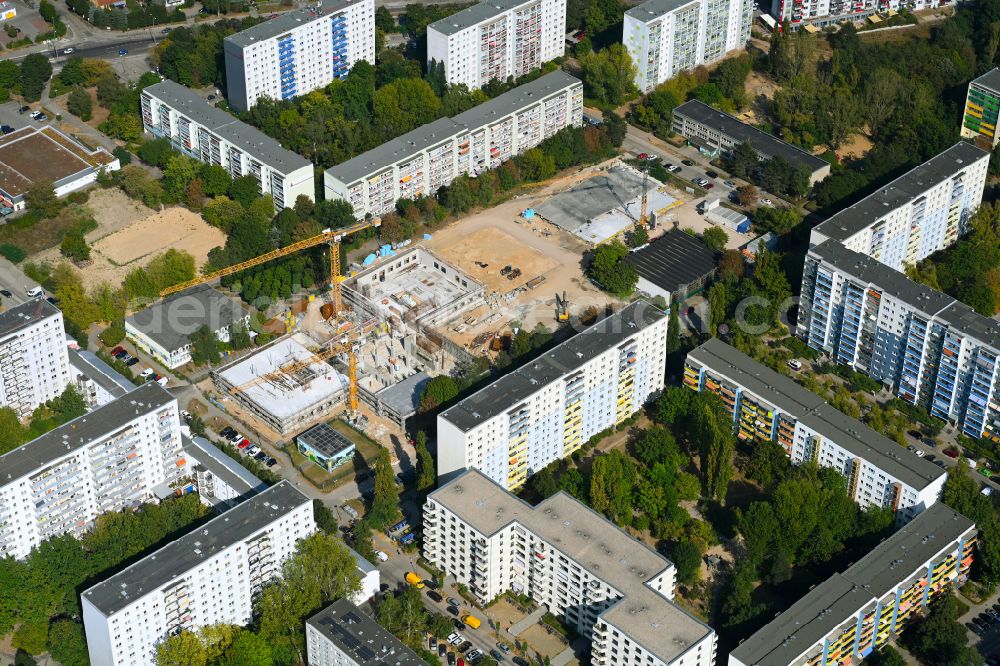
[325,71,582,219]
[729,503,975,666]
[0,299,71,418]
[141,80,315,210]
[798,239,1000,441]
[809,142,989,272]
[224,0,375,112]
[624,0,753,93]
[961,68,1000,149]
[306,599,428,666]
[0,383,185,560]
[424,470,718,666]
[426,0,565,90]
[81,482,315,666]
[770,0,954,30]
[684,338,945,522]
[437,301,667,490]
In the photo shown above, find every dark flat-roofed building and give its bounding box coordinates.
[306,598,428,666]
[297,422,357,471]
[627,228,717,303]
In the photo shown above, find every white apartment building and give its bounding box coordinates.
[0,383,185,560]
[437,301,667,490]
[325,71,582,219]
[426,0,565,90]
[306,599,428,666]
[809,141,988,273]
[684,338,946,523]
[0,299,71,418]
[624,0,753,93]
[224,0,375,112]
[424,470,717,666]
[141,80,315,210]
[81,482,315,666]
[770,0,954,29]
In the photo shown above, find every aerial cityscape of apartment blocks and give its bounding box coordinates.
[223,0,375,112]
[799,240,1000,441]
[0,299,71,418]
[0,383,184,560]
[424,470,718,666]
[728,503,976,666]
[436,301,667,490]
[624,0,753,93]
[141,80,315,211]
[426,0,566,90]
[324,71,582,219]
[768,0,955,29]
[81,482,314,666]
[961,68,1000,149]
[306,599,429,666]
[684,338,945,521]
[808,142,989,272]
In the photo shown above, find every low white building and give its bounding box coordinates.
[125,285,251,370]
[624,0,753,93]
[437,301,668,490]
[424,470,718,666]
[181,434,268,509]
[306,599,427,666]
[0,383,185,560]
[67,346,134,408]
[224,0,375,112]
[141,80,315,210]
[0,299,72,418]
[81,481,315,666]
[684,338,946,523]
[324,71,582,219]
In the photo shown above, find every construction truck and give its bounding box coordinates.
[556,291,569,322]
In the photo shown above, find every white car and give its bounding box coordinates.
[915,449,926,458]
[140,368,154,377]
[180,409,191,420]
[983,486,993,496]
[759,197,774,206]
[787,359,802,371]
[246,446,261,456]
[666,164,680,173]
[375,550,389,562]
[449,634,465,646]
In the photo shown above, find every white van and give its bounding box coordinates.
[26,286,43,299]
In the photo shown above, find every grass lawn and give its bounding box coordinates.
[292,419,384,490]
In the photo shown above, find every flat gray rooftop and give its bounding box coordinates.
[0,383,174,491]
[971,68,1000,94]
[67,347,134,399]
[625,0,700,22]
[126,284,250,355]
[0,298,60,340]
[375,371,430,417]
[687,338,944,491]
[82,481,310,616]
[674,100,828,174]
[297,422,356,458]
[307,599,428,666]
[731,503,975,666]
[627,228,717,292]
[182,434,266,496]
[813,142,988,243]
[226,0,360,47]
[143,80,311,174]
[441,301,665,432]
[430,470,713,663]
[327,72,580,186]
[428,0,530,36]
[535,165,654,233]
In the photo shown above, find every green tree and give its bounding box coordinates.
[67,86,92,121]
[59,57,85,86]
[588,241,637,298]
[190,325,220,365]
[691,394,735,502]
[415,431,436,492]
[904,593,981,666]
[201,164,232,197]
[25,180,59,218]
[47,620,89,666]
[701,226,728,253]
[222,631,273,666]
[531,467,559,499]
[229,175,261,208]
[20,53,53,102]
[579,44,638,106]
[156,630,209,666]
[164,154,202,201]
[669,539,703,585]
[654,386,692,425]
[866,646,906,666]
[368,447,400,529]
[60,231,90,262]
[0,407,28,454]
[229,322,252,350]
[419,375,459,412]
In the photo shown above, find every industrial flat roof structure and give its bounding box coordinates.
[297,423,356,458]
[143,80,312,175]
[969,68,1000,93]
[627,229,717,294]
[125,285,250,355]
[0,298,60,339]
[441,301,666,432]
[225,0,361,46]
[730,503,975,666]
[374,371,430,417]
[0,383,174,491]
[181,434,267,497]
[673,100,828,174]
[430,470,713,664]
[0,126,116,204]
[428,0,529,36]
[687,337,945,491]
[307,599,428,666]
[812,142,988,243]
[625,0,700,21]
[82,481,310,615]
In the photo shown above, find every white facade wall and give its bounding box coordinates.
[625,0,752,94]
[0,384,184,560]
[124,314,251,370]
[427,0,565,90]
[770,0,954,27]
[224,0,375,112]
[0,302,71,417]
[82,484,314,666]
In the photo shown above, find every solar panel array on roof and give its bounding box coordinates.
[307,599,428,666]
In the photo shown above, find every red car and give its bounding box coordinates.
[944,449,959,459]
[637,153,650,160]
[704,182,715,189]
[110,346,125,356]
[238,438,251,449]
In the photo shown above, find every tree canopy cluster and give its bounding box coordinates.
[0,385,87,455]
[587,241,638,299]
[66,0,186,31]
[722,141,811,199]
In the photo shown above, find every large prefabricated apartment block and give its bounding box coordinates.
[223,0,375,112]
[684,338,945,522]
[961,68,1000,149]
[426,0,565,90]
[0,299,72,418]
[141,80,315,210]
[437,301,668,490]
[324,71,582,219]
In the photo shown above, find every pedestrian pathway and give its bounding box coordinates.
[508,608,546,637]
[551,646,575,666]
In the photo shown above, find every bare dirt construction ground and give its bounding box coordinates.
[519,624,569,660]
[434,226,558,293]
[829,132,874,161]
[489,598,530,632]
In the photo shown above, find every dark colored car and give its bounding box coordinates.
[447,605,460,617]
[681,159,695,166]
[266,459,278,467]
[0,289,11,297]
[439,644,448,657]
[489,650,505,662]
[458,641,472,653]
[18,106,29,114]
[113,350,129,359]
[513,658,530,666]
[254,451,267,461]
[705,170,718,178]
[448,653,456,665]
[118,48,128,56]
[46,296,59,306]
[429,637,437,650]
[125,357,140,366]
[427,590,443,603]
[0,125,12,135]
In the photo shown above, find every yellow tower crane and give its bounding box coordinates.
[160,219,381,317]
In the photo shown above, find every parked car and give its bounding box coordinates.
[18,106,30,114]
[111,346,125,356]
[983,486,993,496]
[512,659,529,666]
[125,357,139,366]
[439,644,448,657]
[35,113,47,122]
[229,431,243,442]
[29,111,41,120]
[448,605,460,616]
[0,289,11,297]
[0,125,12,135]
[681,159,695,166]
[944,449,959,458]
[934,459,947,467]
[448,653,456,665]
[467,650,483,662]
[447,633,461,645]
[266,458,278,467]
[207,94,216,101]
[237,440,251,450]
[704,182,714,189]
[787,359,802,371]
[118,48,128,56]
[375,550,388,562]
[981,468,994,478]
[447,597,460,607]
[458,641,472,653]
[62,47,74,54]
[428,590,443,603]
[489,650,505,662]
[496,642,511,653]
[247,446,260,456]
[254,451,267,461]
[666,164,680,173]
[429,637,437,650]
[915,449,926,457]
[705,170,718,178]
[759,197,774,207]
[637,153,650,160]
[220,426,236,438]
[161,27,171,33]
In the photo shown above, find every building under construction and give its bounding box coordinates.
[211,333,350,436]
